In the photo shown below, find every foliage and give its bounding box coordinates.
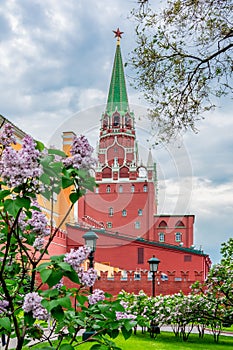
[0,124,136,350]
[130,0,233,141]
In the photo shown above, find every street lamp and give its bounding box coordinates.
[148,255,160,297]
[82,231,99,293]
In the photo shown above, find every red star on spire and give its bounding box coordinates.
[113,28,124,39]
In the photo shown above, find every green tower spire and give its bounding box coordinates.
[106,29,129,114]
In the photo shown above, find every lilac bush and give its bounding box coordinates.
[0,129,136,350]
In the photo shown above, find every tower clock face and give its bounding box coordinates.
[138,167,147,178]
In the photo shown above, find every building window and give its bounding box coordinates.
[135,221,141,229]
[159,220,167,227]
[109,207,114,216]
[95,187,99,193]
[184,255,192,262]
[119,185,123,193]
[159,232,165,242]
[107,222,112,228]
[122,209,127,217]
[138,248,144,264]
[143,184,148,192]
[113,114,120,127]
[175,220,185,227]
[106,185,111,193]
[175,232,182,242]
[131,184,135,193]
[138,209,143,216]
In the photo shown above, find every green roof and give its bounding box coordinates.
[106,42,129,114]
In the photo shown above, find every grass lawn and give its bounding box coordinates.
[29,331,233,349]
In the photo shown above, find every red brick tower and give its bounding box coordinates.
[78,30,157,241]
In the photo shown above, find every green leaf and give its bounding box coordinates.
[62,176,74,189]
[35,140,45,151]
[64,270,80,284]
[40,173,51,185]
[0,190,11,200]
[24,312,35,327]
[4,199,21,216]
[60,344,75,350]
[121,325,132,340]
[76,294,88,305]
[57,296,72,309]
[0,317,11,332]
[48,149,66,157]
[40,288,59,298]
[69,192,81,204]
[58,262,72,271]
[51,305,64,322]
[40,269,52,283]
[46,270,63,287]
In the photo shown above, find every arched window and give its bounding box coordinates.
[122,209,127,217]
[119,185,123,193]
[138,209,143,216]
[143,184,148,192]
[175,232,182,242]
[125,115,131,128]
[109,207,113,216]
[175,220,185,227]
[131,184,135,193]
[159,232,165,242]
[106,185,111,193]
[113,114,120,127]
[159,220,167,228]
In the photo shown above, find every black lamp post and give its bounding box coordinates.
[148,255,160,297]
[82,231,99,294]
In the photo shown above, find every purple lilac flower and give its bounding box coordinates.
[28,209,49,237]
[80,268,98,287]
[22,292,48,321]
[0,135,42,189]
[0,300,9,314]
[63,135,96,170]
[53,279,64,290]
[88,289,105,305]
[33,237,45,250]
[0,123,16,147]
[64,246,91,271]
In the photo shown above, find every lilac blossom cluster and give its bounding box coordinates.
[0,299,9,314]
[63,135,96,170]
[115,311,137,321]
[88,289,105,305]
[64,246,91,271]
[0,123,16,147]
[64,247,98,287]
[79,268,98,287]
[22,292,48,321]
[0,134,42,189]
[18,201,49,250]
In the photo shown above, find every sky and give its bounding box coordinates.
[0,0,232,264]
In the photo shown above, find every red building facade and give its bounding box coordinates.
[62,33,211,294]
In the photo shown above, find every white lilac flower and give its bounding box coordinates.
[80,268,98,287]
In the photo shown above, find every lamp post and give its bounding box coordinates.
[148,255,160,297]
[82,231,99,294]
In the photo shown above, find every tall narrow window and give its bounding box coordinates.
[122,209,127,217]
[107,222,112,228]
[143,184,148,192]
[175,232,182,242]
[106,185,111,193]
[131,184,135,193]
[159,232,165,242]
[119,185,123,193]
[138,209,143,216]
[135,221,141,229]
[138,248,144,264]
[109,207,113,216]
